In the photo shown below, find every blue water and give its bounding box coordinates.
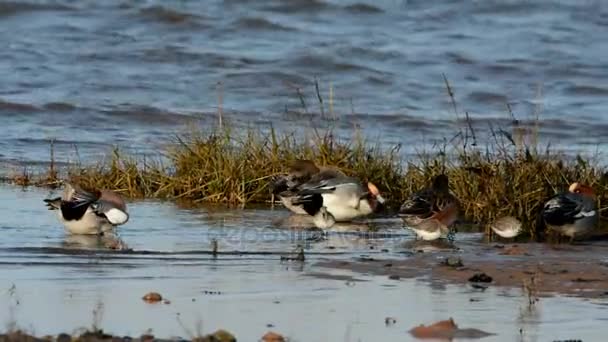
[0,0,606,170]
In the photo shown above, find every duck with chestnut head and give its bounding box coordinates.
[289,175,385,229]
[541,182,597,242]
[398,174,460,241]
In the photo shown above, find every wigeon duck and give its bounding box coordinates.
[398,174,460,241]
[289,175,385,228]
[44,183,129,235]
[490,216,522,239]
[270,160,345,215]
[541,182,597,242]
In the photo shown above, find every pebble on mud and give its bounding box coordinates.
[142,292,163,303]
[388,274,400,280]
[385,317,397,326]
[261,331,286,342]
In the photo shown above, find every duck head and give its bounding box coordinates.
[569,182,595,199]
[366,182,386,211]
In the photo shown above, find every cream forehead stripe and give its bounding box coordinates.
[367,182,380,195]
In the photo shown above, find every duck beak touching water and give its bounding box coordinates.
[271,160,346,215]
[295,176,385,222]
[398,174,460,241]
[541,182,597,242]
[44,183,129,235]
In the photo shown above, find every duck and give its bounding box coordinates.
[541,182,597,242]
[270,160,345,215]
[398,174,460,241]
[490,216,522,239]
[288,175,385,229]
[44,182,129,235]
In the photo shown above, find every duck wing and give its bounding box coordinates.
[542,193,593,226]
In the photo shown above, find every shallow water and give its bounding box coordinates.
[1,0,607,169]
[1,185,608,341]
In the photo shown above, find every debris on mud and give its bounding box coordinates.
[468,273,493,283]
[0,329,240,342]
[441,256,464,268]
[409,318,495,339]
[198,329,236,342]
[384,317,397,326]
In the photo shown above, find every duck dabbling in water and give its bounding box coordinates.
[44,183,129,235]
[398,174,460,241]
[541,182,597,242]
[270,159,345,215]
[289,176,385,229]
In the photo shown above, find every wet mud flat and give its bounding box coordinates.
[316,238,608,300]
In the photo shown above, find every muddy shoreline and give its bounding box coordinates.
[315,239,608,300]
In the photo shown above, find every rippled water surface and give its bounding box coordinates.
[1,185,608,341]
[1,0,607,168]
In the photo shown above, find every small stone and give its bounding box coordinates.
[261,331,286,342]
[163,299,171,305]
[388,274,401,280]
[442,256,463,268]
[142,292,163,303]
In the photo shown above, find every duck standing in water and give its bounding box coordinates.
[44,183,129,235]
[541,182,597,242]
[398,174,460,241]
[289,176,385,229]
[270,159,345,215]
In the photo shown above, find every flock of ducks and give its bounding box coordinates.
[43,160,598,243]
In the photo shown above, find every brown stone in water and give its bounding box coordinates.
[409,318,494,339]
[142,292,162,303]
[409,318,458,339]
[261,331,286,342]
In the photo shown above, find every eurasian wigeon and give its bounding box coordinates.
[398,174,460,241]
[270,160,345,215]
[44,183,129,235]
[541,182,597,242]
[289,175,385,229]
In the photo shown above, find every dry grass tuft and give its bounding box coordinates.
[4,121,608,238]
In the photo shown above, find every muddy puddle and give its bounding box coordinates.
[1,185,607,341]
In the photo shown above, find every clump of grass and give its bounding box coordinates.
[4,119,608,238]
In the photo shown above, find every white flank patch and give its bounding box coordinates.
[575,210,596,218]
[105,208,129,225]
